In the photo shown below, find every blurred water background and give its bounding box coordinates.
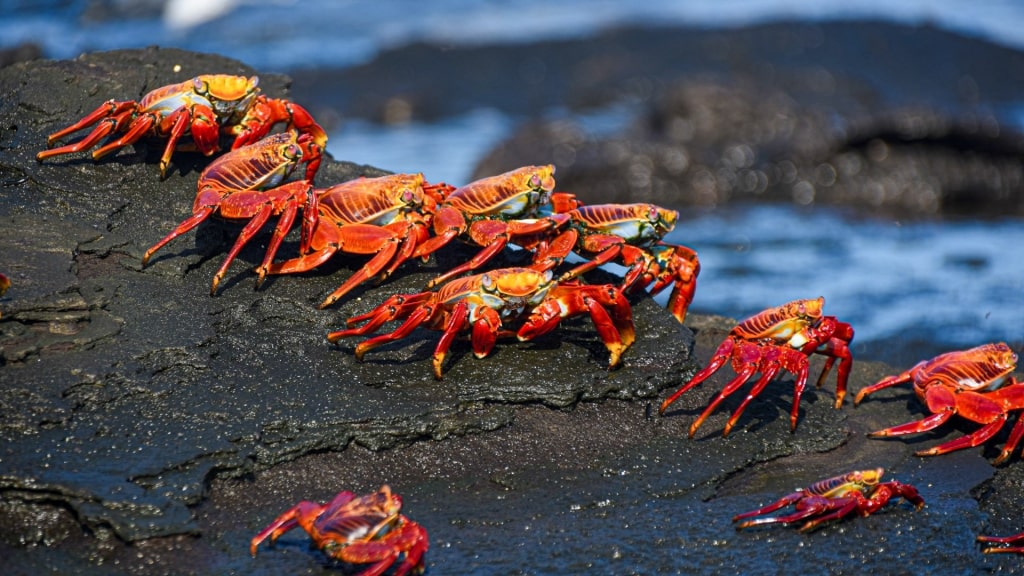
[3,0,1023,367]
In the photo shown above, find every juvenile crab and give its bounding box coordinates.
[250,485,427,575]
[142,131,321,294]
[411,165,571,287]
[854,342,1024,464]
[260,173,454,308]
[328,267,634,379]
[37,74,327,179]
[733,468,924,532]
[978,532,1024,554]
[532,192,700,323]
[658,297,854,437]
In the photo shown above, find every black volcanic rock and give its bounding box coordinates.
[0,47,694,543]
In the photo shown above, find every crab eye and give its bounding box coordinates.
[285,144,302,159]
[193,77,208,95]
[481,273,495,292]
[530,174,541,188]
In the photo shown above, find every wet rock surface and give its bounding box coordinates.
[1,33,1023,576]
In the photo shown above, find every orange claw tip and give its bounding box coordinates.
[0,272,10,296]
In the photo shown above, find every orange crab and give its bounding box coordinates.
[251,485,427,575]
[259,173,454,308]
[658,297,854,437]
[328,267,634,379]
[979,532,1024,554]
[142,131,321,294]
[733,468,924,532]
[411,165,571,288]
[37,74,327,179]
[532,192,700,323]
[854,342,1024,463]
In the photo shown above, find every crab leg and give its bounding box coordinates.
[658,337,741,416]
[335,293,434,335]
[425,216,568,289]
[867,411,955,438]
[913,416,1007,457]
[250,501,322,554]
[517,284,635,369]
[431,301,471,378]
[735,494,859,531]
[687,346,761,437]
[39,100,138,151]
[92,112,158,158]
[349,304,441,362]
[208,180,311,294]
[721,346,812,436]
[996,413,1024,464]
[854,369,915,405]
[979,532,1024,554]
[142,204,217,267]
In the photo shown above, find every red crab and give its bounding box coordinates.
[854,342,1024,464]
[411,165,571,288]
[733,468,924,532]
[37,74,327,179]
[328,267,635,379]
[978,532,1024,554]
[250,485,427,575]
[532,193,700,323]
[259,173,454,308]
[142,131,322,294]
[658,297,854,437]
[0,272,9,319]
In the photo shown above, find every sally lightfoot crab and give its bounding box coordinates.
[535,193,700,324]
[733,468,924,532]
[261,173,454,308]
[855,342,1024,463]
[142,131,321,294]
[328,267,634,379]
[38,74,327,179]
[658,297,854,437]
[411,165,571,287]
[251,485,427,575]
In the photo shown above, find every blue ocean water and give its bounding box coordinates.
[6,1,1024,71]
[4,0,1023,364]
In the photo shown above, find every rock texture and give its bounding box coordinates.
[1,42,1023,575]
